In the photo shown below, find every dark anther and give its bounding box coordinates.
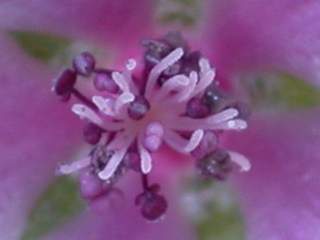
[53,68,77,96]
[191,131,218,159]
[73,52,96,76]
[93,69,119,93]
[162,31,188,51]
[186,97,210,118]
[90,146,113,172]
[196,148,233,181]
[182,51,201,74]
[142,39,171,66]
[136,174,168,221]
[226,101,251,120]
[128,96,150,120]
[203,84,229,113]
[90,146,126,184]
[83,122,103,145]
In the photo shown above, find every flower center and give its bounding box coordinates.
[53,32,251,221]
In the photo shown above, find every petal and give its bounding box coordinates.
[206,0,320,86]
[225,109,320,240]
[44,175,196,240]
[0,33,81,239]
[0,0,154,49]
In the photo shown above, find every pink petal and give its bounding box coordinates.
[0,0,154,49]
[225,109,320,239]
[0,33,81,239]
[44,175,195,240]
[206,0,320,86]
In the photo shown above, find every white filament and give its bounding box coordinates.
[98,148,127,180]
[112,71,130,93]
[92,96,115,116]
[57,157,91,175]
[72,104,103,126]
[228,151,251,172]
[184,129,205,152]
[175,71,198,102]
[126,58,137,71]
[154,74,189,101]
[213,119,248,130]
[192,69,215,97]
[164,129,204,153]
[145,48,184,99]
[206,108,239,124]
[114,92,135,114]
[139,141,153,174]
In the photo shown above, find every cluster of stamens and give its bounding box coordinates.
[52,32,251,221]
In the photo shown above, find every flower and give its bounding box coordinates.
[53,32,250,220]
[0,0,320,239]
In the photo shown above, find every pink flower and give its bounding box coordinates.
[0,0,319,239]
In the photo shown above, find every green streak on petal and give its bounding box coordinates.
[9,31,71,63]
[156,0,200,27]
[197,204,245,240]
[244,73,320,110]
[160,11,196,27]
[277,74,320,108]
[21,176,85,240]
[184,179,246,240]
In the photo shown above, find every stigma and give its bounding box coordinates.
[53,32,250,221]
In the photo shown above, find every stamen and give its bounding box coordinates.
[228,151,251,172]
[92,96,115,116]
[57,157,91,175]
[112,72,131,93]
[175,71,198,102]
[204,84,229,112]
[126,58,137,71]
[98,148,128,180]
[138,142,153,174]
[73,52,95,76]
[139,192,168,221]
[164,129,204,153]
[135,176,168,221]
[184,129,205,152]
[127,96,150,120]
[199,58,211,73]
[187,58,215,99]
[72,104,104,126]
[94,70,119,93]
[154,74,189,101]
[191,71,215,98]
[206,108,239,124]
[52,69,77,96]
[196,149,233,181]
[213,119,248,130]
[52,32,250,218]
[115,92,135,114]
[145,48,184,98]
[192,131,218,159]
[72,103,123,131]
